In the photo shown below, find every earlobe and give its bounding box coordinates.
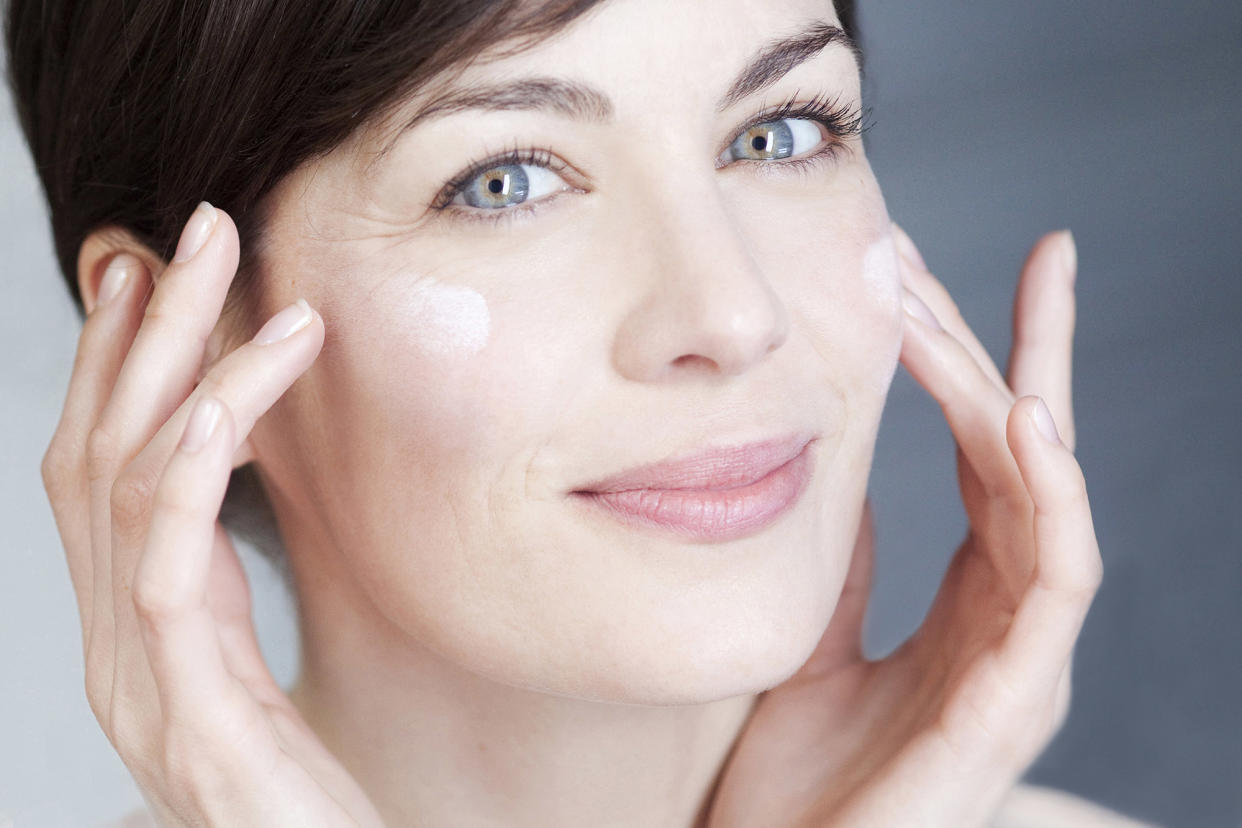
[77,227,164,314]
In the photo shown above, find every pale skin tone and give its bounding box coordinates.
[41,0,1115,825]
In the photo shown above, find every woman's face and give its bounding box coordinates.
[248,0,903,704]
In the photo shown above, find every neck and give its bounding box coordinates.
[283,548,759,828]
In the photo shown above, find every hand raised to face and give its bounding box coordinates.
[40,203,385,826]
[703,223,1101,828]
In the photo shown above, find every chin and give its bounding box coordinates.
[511,538,850,707]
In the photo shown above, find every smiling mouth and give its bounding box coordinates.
[569,435,817,543]
[571,432,816,494]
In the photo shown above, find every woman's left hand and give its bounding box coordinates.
[703,224,1100,827]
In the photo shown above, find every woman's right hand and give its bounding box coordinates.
[40,203,386,826]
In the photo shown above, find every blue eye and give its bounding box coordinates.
[433,97,864,225]
[722,118,826,162]
[450,162,568,209]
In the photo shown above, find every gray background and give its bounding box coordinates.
[2,1,1239,825]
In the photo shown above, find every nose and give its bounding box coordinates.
[611,186,790,382]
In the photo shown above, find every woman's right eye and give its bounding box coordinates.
[449,163,570,209]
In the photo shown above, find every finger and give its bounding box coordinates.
[892,221,1009,392]
[42,254,150,635]
[996,396,1102,692]
[1005,231,1077,452]
[94,203,238,459]
[898,285,1024,504]
[88,204,236,698]
[109,297,320,566]
[132,397,281,774]
[110,299,322,704]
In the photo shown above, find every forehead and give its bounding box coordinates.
[467,0,845,81]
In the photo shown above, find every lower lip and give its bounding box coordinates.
[571,440,816,543]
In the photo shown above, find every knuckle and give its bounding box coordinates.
[144,298,213,356]
[40,441,77,497]
[140,295,175,330]
[83,673,109,727]
[86,425,123,485]
[194,371,229,400]
[132,576,184,628]
[151,473,205,524]
[1039,456,1090,512]
[1077,550,1105,594]
[110,461,163,536]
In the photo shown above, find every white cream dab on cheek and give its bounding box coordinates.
[399,277,490,357]
[861,233,901,303]
[861,233,904,397]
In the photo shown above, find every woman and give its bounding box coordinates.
[8,0,1152,824]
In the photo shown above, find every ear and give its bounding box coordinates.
[77,227,260,468]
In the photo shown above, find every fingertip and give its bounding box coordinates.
[1027,229,1077,287]
[179,396,224,454]
[1029,397,1063,446]
[1060,229,1077,283]
[901,285,943,331]
[94,253,146,312]
[177,394,237,459]
[891,220,927,271]
[172,200,241,278]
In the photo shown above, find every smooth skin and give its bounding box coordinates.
[704,225,1100,826]
[46,204,1102,826]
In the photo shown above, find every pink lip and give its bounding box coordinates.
[570,433,817,543]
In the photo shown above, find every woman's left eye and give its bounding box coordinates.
[448,163,569,210]
[719,118,826,164]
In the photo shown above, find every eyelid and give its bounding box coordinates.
[712,90,867,164]
[433,146,581,210]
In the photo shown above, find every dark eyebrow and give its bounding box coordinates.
[717,21,861,111]
[377,20,859,159]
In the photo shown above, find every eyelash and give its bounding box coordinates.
[430,92,871,228]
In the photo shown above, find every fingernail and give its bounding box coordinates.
[1060,229,1077,281]
[97,253,143,309]
[172,201,218,263]
[1031,397,1062,445]
[891,222,927,271]
[901,286,943,331]
[253,298,313,345]
[180,396,222,454]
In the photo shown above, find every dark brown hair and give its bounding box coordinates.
[6,0,858,584]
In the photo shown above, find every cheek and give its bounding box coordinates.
[325,261,590,488]
[749,200,904,401]
[392,276,491,357]
[858,232,905,397]
[336,273,508,462]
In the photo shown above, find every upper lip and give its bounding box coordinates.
[572,431,816,494]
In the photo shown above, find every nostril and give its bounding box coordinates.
[672,354,716,370]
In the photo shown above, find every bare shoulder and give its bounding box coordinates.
[992,783,1161,828]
